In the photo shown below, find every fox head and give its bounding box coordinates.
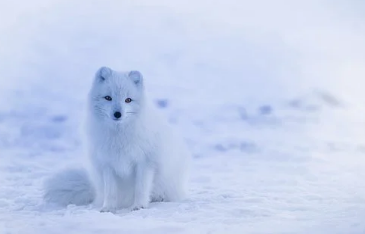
[88,66,145,125]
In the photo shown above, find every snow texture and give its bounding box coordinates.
[1,0,365,233]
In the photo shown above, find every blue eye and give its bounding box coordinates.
[104,96,112,101]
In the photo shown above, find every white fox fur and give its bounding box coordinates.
[44,67,191,212]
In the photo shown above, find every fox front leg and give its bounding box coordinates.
[100,169,120,213]
[130,164,154,211]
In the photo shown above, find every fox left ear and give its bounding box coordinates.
[128,70,143,88]
[95,66,112,82]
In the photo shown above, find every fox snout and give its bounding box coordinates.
[113,111,122,119]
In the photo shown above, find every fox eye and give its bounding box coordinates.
[125,98,132,103]
[104,96,112,101]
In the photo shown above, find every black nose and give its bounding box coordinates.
[114,112,122,119]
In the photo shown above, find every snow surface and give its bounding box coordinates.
[1,0,365,233]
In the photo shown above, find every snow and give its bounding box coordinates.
[1,0,365,233]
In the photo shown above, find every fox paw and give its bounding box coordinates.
[100,206,117,213]
[151,196,164,203]
[130,204,146,211]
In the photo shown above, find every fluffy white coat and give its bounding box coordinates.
[44,67,191,212]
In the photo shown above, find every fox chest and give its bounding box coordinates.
[93,140,149,175]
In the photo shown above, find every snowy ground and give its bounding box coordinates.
[1,0,365,233]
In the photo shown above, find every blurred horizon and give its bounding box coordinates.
[1,0,365,107]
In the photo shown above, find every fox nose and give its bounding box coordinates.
[114,111,122,119]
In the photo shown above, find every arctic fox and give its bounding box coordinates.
[44,67,191,212]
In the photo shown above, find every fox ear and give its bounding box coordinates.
[95,66,112,81]
[128,70,143,87]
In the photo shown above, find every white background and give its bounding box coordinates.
[0,0,365,233]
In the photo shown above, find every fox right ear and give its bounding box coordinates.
[95,66,112,81]
[128,70,143,88]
